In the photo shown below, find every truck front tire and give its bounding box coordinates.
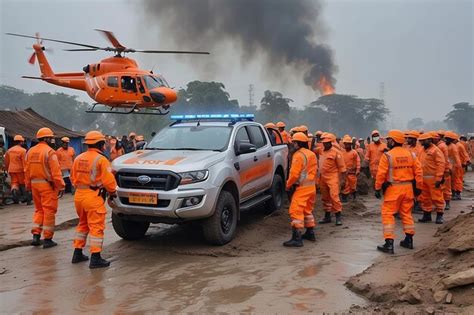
[202,190,237,245]
[112,213,150,240]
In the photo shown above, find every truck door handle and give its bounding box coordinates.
[253,156,258,162]
[267,152,271,158]
[234,162,240,171]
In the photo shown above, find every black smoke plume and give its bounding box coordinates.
[143,0,337,94]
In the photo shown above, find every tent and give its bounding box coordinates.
[0,108,84,154]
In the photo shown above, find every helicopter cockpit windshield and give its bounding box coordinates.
[143,75,169,90]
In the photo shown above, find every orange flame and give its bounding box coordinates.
[317,75,335,96]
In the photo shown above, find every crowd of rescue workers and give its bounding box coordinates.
[0,123,472,269]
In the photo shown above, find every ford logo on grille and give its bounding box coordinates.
[137,175,152,185]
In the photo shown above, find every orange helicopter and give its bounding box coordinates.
[7,30,209,115]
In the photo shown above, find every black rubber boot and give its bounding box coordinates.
[72,248,89,264]
[377,239,394,254]
[444,200,450,211]
[89,253,111,269]
[456,191,462,200]
[341,194,348,203]
[400,234,414,249]
[43,239,57,249]
[335,212,343,226]
[301,228,316,242]
[435,213,444,224]
[318,212,331,224]
[283,228,304,247]
[12,189,19,204]
[31,234,41,246]
[352,192,357,201]
[418,211,432,223]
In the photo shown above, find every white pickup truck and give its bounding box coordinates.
[111,114,288,245]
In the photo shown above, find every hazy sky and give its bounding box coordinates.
[0,0,472,127]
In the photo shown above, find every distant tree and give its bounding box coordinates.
[444,102,474,134]
[407,117,424,130]
[179,81,239,113]
[423,120,448,131]
[260,90,292,121]
[310,94,389,137]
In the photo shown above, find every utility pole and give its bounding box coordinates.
[248,84,254,107]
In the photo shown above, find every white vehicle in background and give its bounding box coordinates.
[110,114,288,245]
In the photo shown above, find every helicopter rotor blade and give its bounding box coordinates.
[94,29,125,49]
[132,49,210,55]
[6,32,101,49]
[64,48,100,52]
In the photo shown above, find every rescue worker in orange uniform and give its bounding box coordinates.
[71,131,117,268]
[365,130,387,180]
[56,137,76,194]
[417,132,446,224]
[318,133,346,226]
[5,135,31,204]
[25,128,65,248]
[375,130,423,254]
[264,123,282,145]
[284,132,317,247]
[404,131,422,157]
[433,131,452,210]
[341,136,360,202]
[454,135,469,198]
[276,122,291,144]
[444,132,463,200]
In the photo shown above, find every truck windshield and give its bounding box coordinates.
[147,125,232,151]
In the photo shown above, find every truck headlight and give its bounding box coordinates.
[178,170,209,185]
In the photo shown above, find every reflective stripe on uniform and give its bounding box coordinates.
[43,150,52,181]
[31,179,48,184]
[304,215,315,223]
[74,232,88,241]
[89,236,104,247]
[90,155,103,183]
[385,152,393,182]
[297,151,308,185]
[383,224,395,232]
[42,225,54,231]
[32,223,43,228]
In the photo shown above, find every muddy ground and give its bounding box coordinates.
[0,173,473,313]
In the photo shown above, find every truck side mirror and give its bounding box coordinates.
[235,142,257,155]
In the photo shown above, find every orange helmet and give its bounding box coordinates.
[444,131,458,140]
[371,130,380,136]
[386,130,405,144]
[342,135,352,144]
[300,125,308,132]
[418,132,434,141]
[264,122,276,129]
[36,127,54,139]
[276,121,286,128]
[437,129,446,136]
[84,131,106,145]
[14,135,25,142]
[405,130,420,139]
[292,132,309,143]
[315,130,323,136]
[61,137,70,143]
[129,132,136,138]
[321,132,334,143]
[308,133,314,138]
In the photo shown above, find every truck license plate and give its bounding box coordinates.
[129,193,158,205]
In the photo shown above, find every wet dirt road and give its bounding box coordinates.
[0,175,472,313]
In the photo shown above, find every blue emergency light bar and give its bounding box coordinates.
[170,113,255,120]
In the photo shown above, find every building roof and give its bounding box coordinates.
[0,108,84,139]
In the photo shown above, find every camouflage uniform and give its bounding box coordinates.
[0,144,6,206]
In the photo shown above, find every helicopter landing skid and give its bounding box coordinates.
[86,104,170,115]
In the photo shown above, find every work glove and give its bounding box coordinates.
[435,181,442,188]
[375,190,382,199]
[108,191,118,200]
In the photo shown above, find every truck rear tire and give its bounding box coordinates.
[202,190,237,245]
[264,173,284,214]
[112,213,150,240]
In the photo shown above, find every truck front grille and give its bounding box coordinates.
[116,169,181,191]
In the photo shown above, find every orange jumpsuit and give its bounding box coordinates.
[436,141,451,201]
[365,142,388,179]
[286,148,317,229]
[5,145,27,190]
[56,147,75,171]
[319,147,346,213]
[110,146,125,161]
[25,142,65,239]
[71,149,117,253]
[280,130,291,144]
[447,143,462,192]
[418,145,445,213]
[375,147,423,239]
[342,149,360,195]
